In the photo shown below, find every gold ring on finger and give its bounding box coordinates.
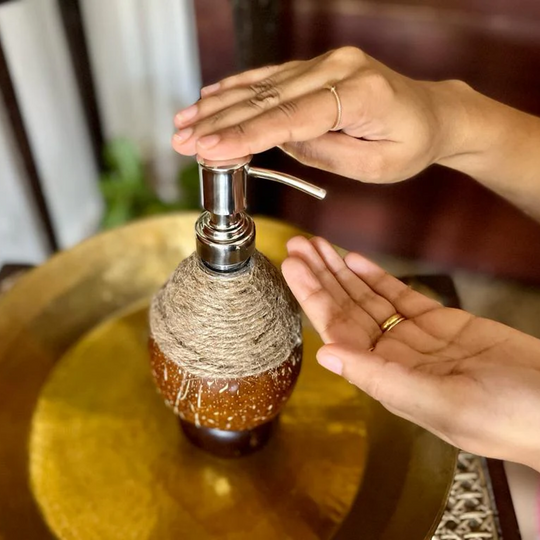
[381,313,406,333]
[327,84,343,131]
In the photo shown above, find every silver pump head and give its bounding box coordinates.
[195,155,326,272]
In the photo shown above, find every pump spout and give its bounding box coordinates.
[195,156,326,272]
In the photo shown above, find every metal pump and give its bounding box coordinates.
[195,156,327,272]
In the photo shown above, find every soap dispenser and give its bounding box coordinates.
[149,156,326,457]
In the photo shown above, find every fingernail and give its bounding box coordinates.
[317,354,343,376]
[173,127,193,144]
[197,134,221,149]
[175,104,198,126]
[201,82,220,96]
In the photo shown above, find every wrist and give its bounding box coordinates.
[520,443,540,474]
[428,79,540,178]
[425,79,496,167]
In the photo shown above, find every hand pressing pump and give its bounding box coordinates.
[149,156,326,457]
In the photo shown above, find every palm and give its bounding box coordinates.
[281,235,506,372]
[372,309,511,377]
[282,236,540,468]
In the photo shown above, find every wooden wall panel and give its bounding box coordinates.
[194,0,236,85]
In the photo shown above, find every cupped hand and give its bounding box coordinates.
[282,235,540,471]
[173,47,466,183]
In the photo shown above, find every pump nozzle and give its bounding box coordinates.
[195,156,326,272]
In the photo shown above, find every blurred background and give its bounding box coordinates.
[2,0,540,283]
[0,0,201,266]
[1,0,540,535]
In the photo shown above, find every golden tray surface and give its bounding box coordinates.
[0,213,457,539]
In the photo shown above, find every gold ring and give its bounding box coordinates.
[327,85,342,131]
[381,313,406,333]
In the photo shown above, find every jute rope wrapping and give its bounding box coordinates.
[149,251,302,379]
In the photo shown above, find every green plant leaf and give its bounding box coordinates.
[103,139,143,182]
[99,139,201,229]
[177,161,200,209]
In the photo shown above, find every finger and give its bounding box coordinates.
[176,64,341,146]
[191,49,342,124]
[175,62,306,129]
[317,343,453,430]
[173,82,339,157]
[286,236,351,308]
[202,61,302,96]
[175,88,340,159]
[287,236,380,343]
[344,252,440,319]
[309,244,454,357]
[281,257,372,348]
[309,237,395,325]
[287,237,380,342]
[280,133,401,185]
[174,64,399,163]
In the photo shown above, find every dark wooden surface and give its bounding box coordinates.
[195,0,236,85]
[487,460,523,540]
[194,0,540,284]
[231,0,285,70]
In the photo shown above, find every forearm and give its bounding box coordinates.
[432,81,540,222]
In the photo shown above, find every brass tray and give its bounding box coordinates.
[0,213,457,539]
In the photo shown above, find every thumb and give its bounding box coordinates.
[280,133,392,184]
[317,343,451,428]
